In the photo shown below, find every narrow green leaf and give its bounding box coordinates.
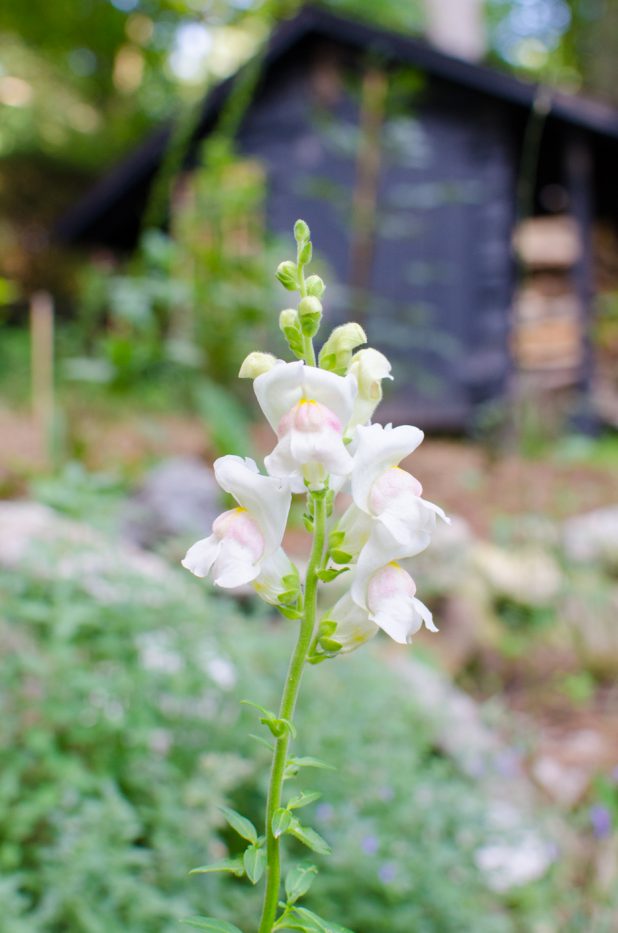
[289,756,335,772]
[330,549,353,565]
[241,700,277,720]
[289,907,355,933]
[282,571,300,588]
[279,606,304,621]
[278,589,300,605]
[243,844,266,884]
[289,820,331,855]
[287,791,321,810]
[182,918,244,932]
[285,864,318,904]
[316,568,348,582]
[219,807,258,845]
[248,733,275,752]
[318,637,342,654]
[272,808,293,838]
[294,907,354,933]
[328,530,345,548]
[189,856,244,877]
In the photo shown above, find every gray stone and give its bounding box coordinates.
[562,505,618,574]
[124,456,221,548]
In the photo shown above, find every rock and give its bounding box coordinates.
[562,570,618,673]
[532,729,611,807]
[473,541,562,607]
[562,506,618,574]
[531,756,591,808]
[124,457,220,548]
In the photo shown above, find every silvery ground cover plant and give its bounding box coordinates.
[181,221,449,933]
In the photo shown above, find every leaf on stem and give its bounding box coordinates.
[248,734,275,752]
[182,919,245,932]
[285,756,336,781]
[316,568,348,583]
[242,700,296,739]
[274,905,355,932]
[243,844,266,884]
[189,857,244,877]
[285,864,318,904]
[329,550,353,565]
[279,606,304,621]
[219,807,258,845]
[272,807,293,838]
[241,699,277,720]
[286,791,321,810]
[289,819,331,856]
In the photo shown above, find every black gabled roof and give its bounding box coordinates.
[58,3,618,245]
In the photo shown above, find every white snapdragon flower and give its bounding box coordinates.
[350,422,449,552]
[352,531,437,643]
[321,530,436,650]
[253,360,357,490]
[182,455,292,590]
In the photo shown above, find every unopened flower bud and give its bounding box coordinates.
[276,261,298,291]
[279,308,305,359]
[294,219,310,244]
[347,348,393,430]
[305,275,325,298]
[279,308,299,331]
[298,240,312,265]
[349,348,392,399]
[238,351,278,380]
[318,323,367,375]
[298,295,322,337]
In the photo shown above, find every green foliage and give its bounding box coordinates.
[193,380,252,459]
[0,544,594,932]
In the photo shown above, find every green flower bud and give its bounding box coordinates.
[279,308,299,331]
[294,219,310,244]
[279,308,305,359]
[305,275,325,298]
[318,322,367,375]
[238,351,278,380]
[298,295,322,337]
[276,261,298,291]
[298,240,312,266]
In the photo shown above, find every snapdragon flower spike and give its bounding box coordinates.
[351,422,449,552]
[182,455,292,590]
[253,360,357,491]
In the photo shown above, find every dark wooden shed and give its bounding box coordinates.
[58,5,618,430]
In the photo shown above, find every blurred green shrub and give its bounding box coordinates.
[0,551,530,933]
[71,157,280,401]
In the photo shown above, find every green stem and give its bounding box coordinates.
[297,256,316,367]
[257,492,327,933]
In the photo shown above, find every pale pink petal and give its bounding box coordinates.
[214,455,291,555]
[351,423,424,514]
